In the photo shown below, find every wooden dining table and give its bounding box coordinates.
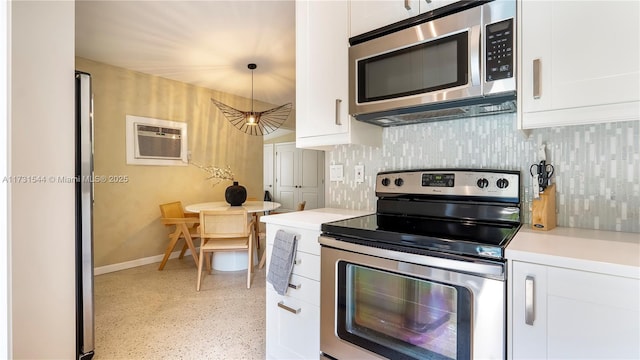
[185,200,281,271]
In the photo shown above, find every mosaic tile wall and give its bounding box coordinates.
[326,114,640,233]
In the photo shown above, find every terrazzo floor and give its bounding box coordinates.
[93,253,266,359]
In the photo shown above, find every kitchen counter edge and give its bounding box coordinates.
[506,227,640,279]
[260,208,373,231]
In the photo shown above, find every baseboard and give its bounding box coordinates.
[94,249,196,275]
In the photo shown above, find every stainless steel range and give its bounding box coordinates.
[319,169,521,360]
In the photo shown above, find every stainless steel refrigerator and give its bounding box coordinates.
[75,71,95,359]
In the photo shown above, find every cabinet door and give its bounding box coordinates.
[266,289,320,360]
[263,143,274,196]
[520,0,640,128]
[544,267,640,359]
[511,261,548,360]
[295,0,350,140]
[349,0,420,37]
[511,261,640,359]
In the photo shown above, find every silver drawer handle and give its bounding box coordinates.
[404,0,411,10]
[288,283,301,290]
[277,301,301,314]
[525,275,535,325]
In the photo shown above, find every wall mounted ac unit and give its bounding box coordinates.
[125,115,188,166]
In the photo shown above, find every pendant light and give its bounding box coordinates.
[211,63,292,136]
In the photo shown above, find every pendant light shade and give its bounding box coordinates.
[211,63,292,136]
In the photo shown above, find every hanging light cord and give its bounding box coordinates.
[248,63,257,115]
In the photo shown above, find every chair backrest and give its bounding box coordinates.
[159,201,186,220]
[296,201,306,211]
[199,209,250,239]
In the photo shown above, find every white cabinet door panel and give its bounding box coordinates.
[511,260,640,359]
[545,267,640,359]
[512,261,548,360]
[520,0,640,128]
[349,0,419,37]
[296,0,382,148]
[296,0,349,139]
[266,288,320,360]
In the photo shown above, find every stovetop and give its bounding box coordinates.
[321,169,522,260]
[321,214,521,259]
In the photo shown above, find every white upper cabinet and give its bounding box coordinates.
[349,0,461,37]
[295,0,381,150]
[519,0,640,129]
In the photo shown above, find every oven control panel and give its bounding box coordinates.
[376,169,520,200]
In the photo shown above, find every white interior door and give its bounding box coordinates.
[275,143,297,210]
[263,143,274,199]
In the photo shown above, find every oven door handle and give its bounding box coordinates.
[319,236,504,279]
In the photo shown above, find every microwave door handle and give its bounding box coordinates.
[469,25,481,86]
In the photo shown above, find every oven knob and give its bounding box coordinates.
[497,178,509,189]
[394,178,404,187]
[477,178,489,189]
[381,177,390,186]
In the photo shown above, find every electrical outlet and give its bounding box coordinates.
[355,165,364,183]
[329,164,344,182]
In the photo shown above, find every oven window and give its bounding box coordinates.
[337,262,472,360]
[357,32,468,103]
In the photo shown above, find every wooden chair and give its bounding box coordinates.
[247,197,262,249]
[158,201,200,270]
[197,209,255,290]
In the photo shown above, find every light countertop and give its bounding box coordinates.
[507,227,640,279]
[260,208,372,231]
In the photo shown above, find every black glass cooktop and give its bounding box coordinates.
[321,214,521,259]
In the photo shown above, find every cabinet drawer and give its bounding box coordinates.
[266,289,320,360]
[266,225,321,256]
[266,244,320,282]
[291,250,320,281]
[268,273,319,307]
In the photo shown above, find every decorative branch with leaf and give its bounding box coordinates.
[189,161,234,186]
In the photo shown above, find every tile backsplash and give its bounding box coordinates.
[326,114,640,233]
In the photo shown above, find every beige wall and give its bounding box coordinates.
[75,58,265,267]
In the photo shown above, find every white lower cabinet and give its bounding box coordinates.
[510,261,640,359]
[265,224,321,360]
[266,289,320,360]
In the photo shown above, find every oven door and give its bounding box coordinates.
[320,237,506,360]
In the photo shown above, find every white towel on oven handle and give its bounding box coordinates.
[267,230,299,295]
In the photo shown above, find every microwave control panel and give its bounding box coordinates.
[485,18,514,82]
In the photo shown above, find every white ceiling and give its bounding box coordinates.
[75,0,296,109]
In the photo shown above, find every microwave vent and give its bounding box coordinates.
[353,93,516,127]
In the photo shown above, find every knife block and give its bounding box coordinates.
[531,183,557,231]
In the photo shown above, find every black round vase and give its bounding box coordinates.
[225,181,247,206]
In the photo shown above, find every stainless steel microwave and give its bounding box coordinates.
[349,0,516,126]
